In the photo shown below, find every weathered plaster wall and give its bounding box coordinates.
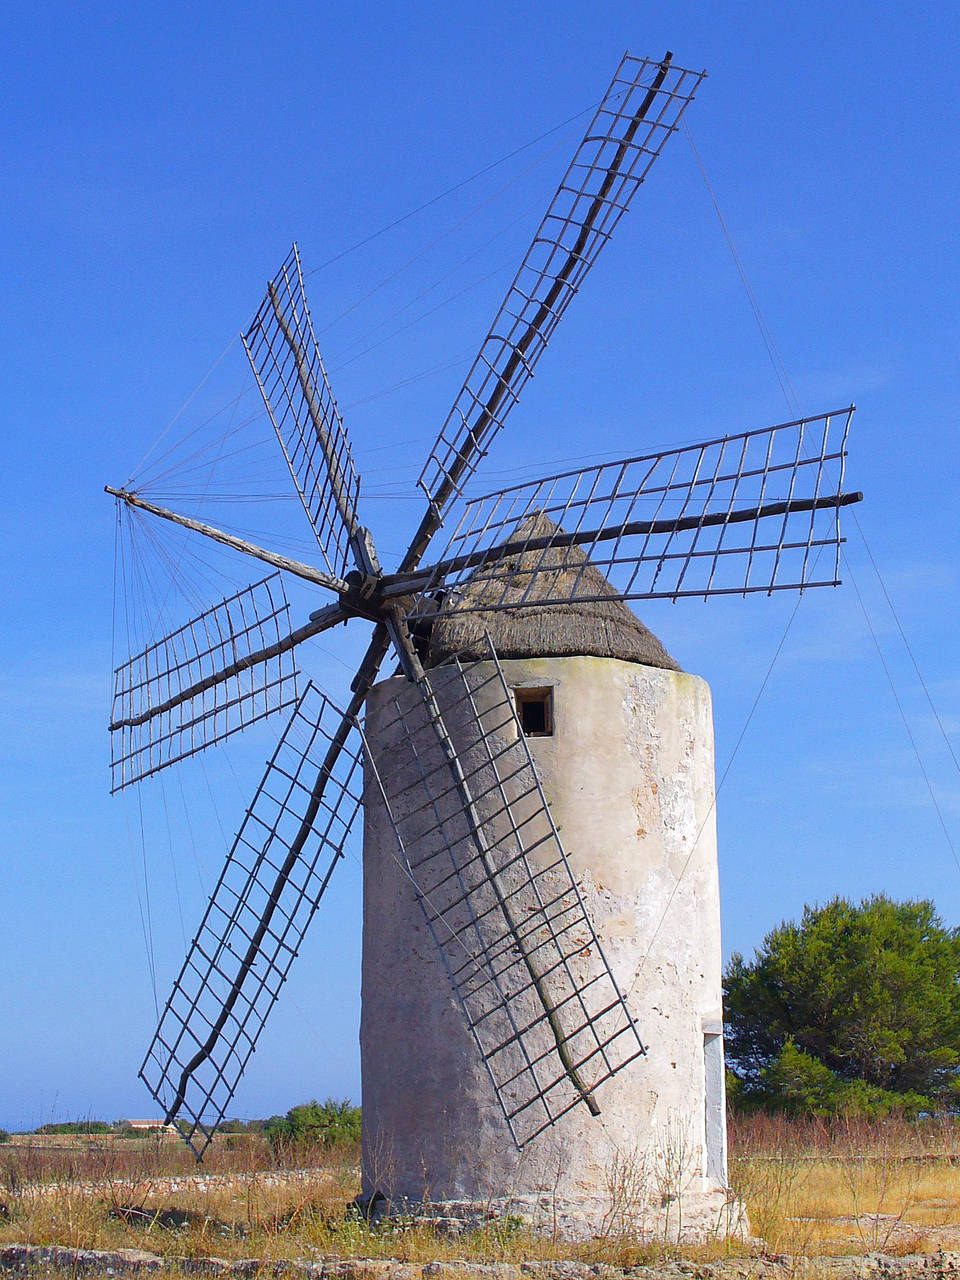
[360,655,729,1237]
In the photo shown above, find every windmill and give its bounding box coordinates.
[108,52,861,1234]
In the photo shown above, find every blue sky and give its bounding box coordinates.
[2,0,959,1133]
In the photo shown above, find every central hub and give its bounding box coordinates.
[339,570,386,622]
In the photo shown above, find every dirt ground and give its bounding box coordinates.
[2,1117,960,1274]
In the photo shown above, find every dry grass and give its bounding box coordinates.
[0,1132,731,1269]
[2,1115,960,1266]
[0,1131,280,1185]
[728,1112,960,1256]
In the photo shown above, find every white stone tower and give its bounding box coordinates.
[360,559,733,1240]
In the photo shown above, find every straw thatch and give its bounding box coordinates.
[426,514,680,671]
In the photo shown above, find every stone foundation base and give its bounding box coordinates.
[355,1188,748,1243]
[5,1243,960,1278]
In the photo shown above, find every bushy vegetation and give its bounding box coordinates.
[36,1120,114,1135]
[3,1112,960,1261]
[725,895,960,1116]
[8,1101,363,1152]
[264,1098,361,1153]
[215,1117,270,1134]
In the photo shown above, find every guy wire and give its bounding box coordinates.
[848,567,960,876]
[686,119,960,870]
[304,94,610,279]
[624,555,814,1006]
[851,507,960,783]
[125,92,613,497]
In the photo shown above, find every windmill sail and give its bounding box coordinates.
[407,408,856,615]
[361,639,645,1146]
[107,46,866,1170]
[244,244,362,579]
[415,53,705,519]
[140,683,366,1156]
[110,574,300,792]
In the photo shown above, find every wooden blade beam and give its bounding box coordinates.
[373,617,603,1119]
[158,622,393,1135]
[244,245,380,586]
[379,491,864,599]
[105,486,351,595]
[400,52,704,579]
[109,602,348,733]
[419,55,675,521]
[264,276,361,546]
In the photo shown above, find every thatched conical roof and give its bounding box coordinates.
[426,513,680,671]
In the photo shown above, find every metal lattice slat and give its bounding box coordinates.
[140,683,365,1156]
[243,244,362,579]
[408,409,855,616]
[361,638,645,1146]
[109,574,300,791]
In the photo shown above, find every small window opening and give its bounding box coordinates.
[515,687,553,737]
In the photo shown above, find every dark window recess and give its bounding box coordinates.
[515,688,554,737]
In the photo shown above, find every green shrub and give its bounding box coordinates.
[264,1099,361,1152]
[725,894,960,1115]
[747,1038,931,1119]
[36,1121,112,1135]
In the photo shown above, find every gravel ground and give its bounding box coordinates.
[4,1245,960,1280]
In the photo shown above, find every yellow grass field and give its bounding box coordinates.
[728,1114,960,1257]
[2,1116,959,1268]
